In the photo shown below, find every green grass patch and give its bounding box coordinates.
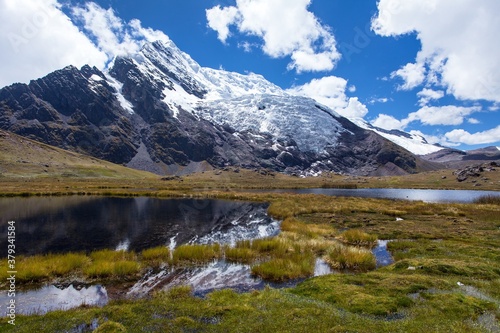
[89,249,136,262]
[84,260,140,278]
[280,216,335,238]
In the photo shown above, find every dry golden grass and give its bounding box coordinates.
[171,244,222,265]
[324,243,376,271]
[141,246,171,268]
[338,229,378,247]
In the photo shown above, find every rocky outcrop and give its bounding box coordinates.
[453,162,497,182]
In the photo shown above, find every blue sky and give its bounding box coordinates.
[1,0,499,151]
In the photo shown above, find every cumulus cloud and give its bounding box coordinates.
[406,105,481,126]
[287,76,348,110]
[0,0,174,88]
[372,0,500,102]
[390,62,426,91]
[206,0,341,73]
[287,76,369,118]
[341,97,369,119]
[445,126,500,145]
[372,114,406,131]
[368,97,389,105]
[0,0,107,87]
[71,3,171,60]
[206,5,240,43]
[371,105,481,131]
[417,88,444,106]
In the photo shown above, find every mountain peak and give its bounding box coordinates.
[0,37,444,176]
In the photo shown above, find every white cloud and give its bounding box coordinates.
[206,5,239,43]
[287,76,369,119]
[0,0,107,87]
[371,105,481,131]
[71,3,171,60]
[467,118,480,124]
[238,41,256,52]
[417,88,444,106]
[348,85,356,93]
[206,0,341,73]
[340,97,369,119]
[489,104,500,111]
[287,76,348,110]
[445,126,500,145]
[0,0,174,88]
[372,0,500,102]
[406,105,481,126]
[371,114,406,131]
[368,97,389,105]
[390,62,425,91]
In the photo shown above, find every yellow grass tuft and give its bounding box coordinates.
[324,243,376,272]
[338,229,378,247]
[172,244,222,265]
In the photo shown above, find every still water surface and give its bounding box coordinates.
[0,196,278,257]
[258,188,500,203]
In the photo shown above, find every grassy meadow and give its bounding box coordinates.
[0,190,499,332]
[0,131,499,332]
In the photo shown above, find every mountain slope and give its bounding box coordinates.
[0,129,156,178]
[0,39,440,176]
[421,146,500,169]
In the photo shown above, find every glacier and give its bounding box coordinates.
[119,40,442,156]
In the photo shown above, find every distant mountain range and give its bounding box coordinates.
[0,38,471,176]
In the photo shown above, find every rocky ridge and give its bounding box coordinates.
[0,40,441,176]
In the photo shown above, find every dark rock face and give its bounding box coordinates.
[0,42,434,176]
[0,65,137,164]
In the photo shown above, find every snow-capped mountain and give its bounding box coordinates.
[125,40,442,156]
[0,39,440,176]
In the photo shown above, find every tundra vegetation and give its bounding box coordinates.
[0,143,499,332]
[0,187,499,333]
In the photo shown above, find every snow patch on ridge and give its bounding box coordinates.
[350,117,443,155]
[162,81,200,118]
[105,74,135,114]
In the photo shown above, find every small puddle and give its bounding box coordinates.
[0,285,107,316]
[314,258,333,276]
[373,240,394,267]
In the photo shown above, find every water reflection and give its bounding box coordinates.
[373,240,394,267]
[0,285,107,316]
[257,188,500,203]
[0,197,276,257]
